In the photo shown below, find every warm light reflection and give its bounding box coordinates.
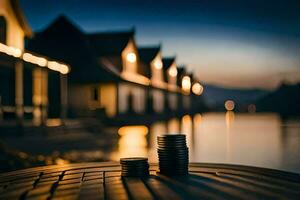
[23,53,47,67]
[46,118,62,127]
[118,125,148,136]
[117,126,149,159]
[225,100,235,111]
[225,111,235,128]
[192,82,204,95]
[126,52,136,63]
[168,67,178,77]
[181,115,193,150]
[182,76,191,94]
[167,118,180,133]
[194,113,202,125]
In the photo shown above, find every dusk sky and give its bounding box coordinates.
[20,0,300,89]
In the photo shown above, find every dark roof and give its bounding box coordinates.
[176,66,187,86]
[161,57,176,81]
[138,46,160,64]
[11,0,32,37]
[138,46,160,78]
[27,15,120,83]
[162,57,175,70]
[88,29,135,56]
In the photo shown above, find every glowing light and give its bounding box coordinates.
[23,53,47,67]
[48,61,70,74]
[0,43,70,74]
[168,67,177,77]
[153,59,163,69]
[225,100,235,111]
[117,125,149,158]
[0,43,22,57]
[46,118,62,127]
[225,111,235,128]
[248,104,256,113]
[192,82,204,95]
[126,52,136,63]
[194,113,202,124]
[182,76,191,94]
[168,118,180,133]
[118,125,148,136]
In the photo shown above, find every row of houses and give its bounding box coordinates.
[0,0,205,126]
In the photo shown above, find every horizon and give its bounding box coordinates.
[20,0,300,89]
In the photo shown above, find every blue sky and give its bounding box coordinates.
[20,0,300,89]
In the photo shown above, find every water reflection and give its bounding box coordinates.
[112,126,148,160]
[113,113,300,173]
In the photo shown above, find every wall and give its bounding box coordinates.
[0,0,25,49]
[69,84,101,114]
[121,39,139,74]
[151,89,164,113]
[99,83,117,117]
[168,92,177,111]
[118,83,146,114]
[150,52,164,87]
[167,62,177,89]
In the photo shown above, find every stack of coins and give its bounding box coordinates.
[120,157,149,177]
[157,134,189,176]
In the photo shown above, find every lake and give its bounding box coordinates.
[110,112,300,173]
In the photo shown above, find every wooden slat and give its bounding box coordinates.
[0,162,299,200]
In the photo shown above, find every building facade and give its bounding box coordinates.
[0,0,69,126]
[27,16,205,121]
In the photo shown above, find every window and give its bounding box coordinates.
[0,16,7,44]
[91,87,99,101]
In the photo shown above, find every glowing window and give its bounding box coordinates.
[182,76,191,92]
[192,82,204,95]
[126,53,136,63]
[153,59,162,69]
[225,100,235,111]
[168,67,177,77]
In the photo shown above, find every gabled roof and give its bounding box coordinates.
[176,66,187,86]
[138,46,160,64]
[10,0,32,37]
[138,46,161,78]
[88,29,135,56]
[162,57,175,70]
[27,15,120,83]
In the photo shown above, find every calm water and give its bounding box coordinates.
[110,112,300,173]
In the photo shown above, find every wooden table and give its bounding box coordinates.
[0,162,299,200]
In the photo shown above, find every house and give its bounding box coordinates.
[175,66,192,112]
[0,0,69,126]
[138,46,166,113]
[162,57,180,111]
[88,28,149,116]
[28,16,150,118]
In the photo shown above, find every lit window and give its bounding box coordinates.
[126,52,136,63]
[182,76,191,93]
[153,59,162,69]
[168,67,177,77]
[192,82,204,95]
[225,100,235,111]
